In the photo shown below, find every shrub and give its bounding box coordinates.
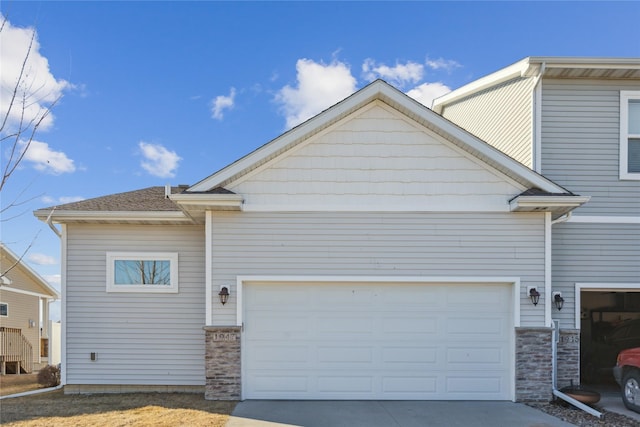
[37,364,61,387]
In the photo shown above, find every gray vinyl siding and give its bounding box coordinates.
[440,77,536,167]
[211,211,546,327]
[541,79,640,216]
[65,224,205,385]
[551,222,640,326]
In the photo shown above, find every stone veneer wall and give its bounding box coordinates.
[204,326,241,400]
[515,327,553,402]
[556,328,580,389]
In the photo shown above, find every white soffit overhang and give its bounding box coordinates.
[33,209,192,225]
[188,80,569,196]
[509,195,591,218]
[169,193,244,223]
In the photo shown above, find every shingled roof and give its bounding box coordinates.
[44,186,182,212]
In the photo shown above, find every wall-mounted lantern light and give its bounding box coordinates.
[553,292,564,311]
[528,287,540,306]
[28,319,36,328]
[218,286,230,305]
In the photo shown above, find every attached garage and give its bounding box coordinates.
[241,279,516,400]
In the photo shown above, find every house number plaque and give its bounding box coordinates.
[212,333,236,341]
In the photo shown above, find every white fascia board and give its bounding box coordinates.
[528,56,640,69]
[432,58,530,113]
[169,193,244,208]
[0,285,58,300]
[509,195,591,211]
[34,210,190,223]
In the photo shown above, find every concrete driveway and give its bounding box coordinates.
[225,400,575,427]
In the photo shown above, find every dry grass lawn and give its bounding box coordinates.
[0,376,236,427]
[0,374,42,396]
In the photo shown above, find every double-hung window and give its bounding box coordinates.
[106,252,178,293]
[620,91,640,179]
[0,302,7,317]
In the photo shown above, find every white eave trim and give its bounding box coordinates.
[169,193,244,209]
[34,210,190,223]
[0,244,60,299]
[0,285,58,300]
[509,195,591,212]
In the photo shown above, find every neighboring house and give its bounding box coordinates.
[34,79,592,402]
[433,57,640,388]
[0,243,60,374]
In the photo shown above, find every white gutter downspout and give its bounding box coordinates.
[532,62,545,174]
[549,211,602,418]
[45,208,62,238]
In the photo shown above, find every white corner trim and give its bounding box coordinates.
[235,275,521,329]
[567,215,640,224]
[205,211,213,325]
[61,224,67,386]
[545,212,552,327]
[574,283,640,329]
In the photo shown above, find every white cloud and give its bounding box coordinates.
[425,57,461,72]
[41,195,85,205]
[362,59,424,88]
[20,140,76,174]
[0,16,70,133]
[43,274,61,288]
[28,253,56,265]
[275,59,357,129]
[211,87,236,120]
[406,82,452,108]
[138,141,181,178]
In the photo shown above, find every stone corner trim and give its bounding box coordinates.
[204,326,241,400]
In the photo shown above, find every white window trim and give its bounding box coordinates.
[620,90,640,180]
[106,252,179,293]
[0,302,7,317]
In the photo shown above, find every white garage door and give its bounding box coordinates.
[243,281,513,400]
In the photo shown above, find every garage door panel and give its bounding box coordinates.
[382,347,437,364]
[244,282,513,400]
[317,316,374,335]
[317,346,373,363]
[382,316,438,334]
[446,347,503,364]
[446,376,503,394]
[317,376,373,392]
[382,376,438,393]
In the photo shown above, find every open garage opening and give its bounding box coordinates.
[580,290,640,387]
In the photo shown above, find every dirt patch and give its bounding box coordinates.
[0,390,236,427]
[0,374,42,396]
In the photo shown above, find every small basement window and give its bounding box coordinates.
[0,302,7,317]
[620,91,640,180]
[106,252,178,293]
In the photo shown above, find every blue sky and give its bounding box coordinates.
[1,1,639,321]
